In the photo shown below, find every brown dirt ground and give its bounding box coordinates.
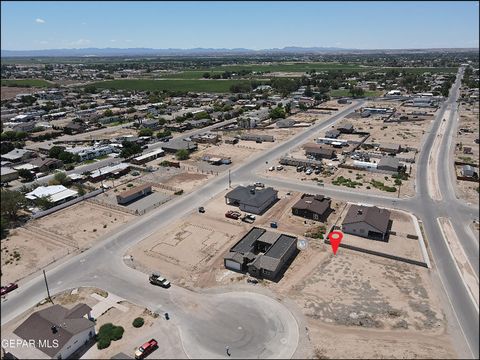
[1,202,134,283]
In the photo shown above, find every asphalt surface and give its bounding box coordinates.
[2,86,479,358]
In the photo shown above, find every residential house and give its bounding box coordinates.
[224,227,298,281]
[10,303,95,359]
[462,165,478,178]
[377,157,402,172]
[116,183,153,205]
[1,167,19,183]
[325,129,341,139]
[379,143,402,154]
[26,185,79,205]
[1,149,34,163]
[303,144,335,160]
[225,185,278,215]
[131,148,165,165]
[29,157,64,173]
[338,123,354,133]
[292,194,332,221]
[342,205,391,241]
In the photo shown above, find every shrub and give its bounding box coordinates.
[174,189,184,195]
[111,326,124,341]
[132,317,145,328]
[97,323,124,348]
[97,337,111,349]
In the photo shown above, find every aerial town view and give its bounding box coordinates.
[0,1,478,359]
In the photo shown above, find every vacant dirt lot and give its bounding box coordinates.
[1,86,40,100]
[1,201,134,283]
[262,163,416,198]
[454,101,479,203]
[275,245,455,358]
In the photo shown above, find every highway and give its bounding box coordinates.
[2,78,479,358]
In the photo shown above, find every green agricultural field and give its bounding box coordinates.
[329,89,383,97]
[371,67,458,74]
[202,62,371,73]
[1,79,55,87]
[159,71,225,79]
[90,79,268,93]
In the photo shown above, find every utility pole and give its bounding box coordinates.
[43,270,53,304]
[228,169,231,188]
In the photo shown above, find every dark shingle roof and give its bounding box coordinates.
[342,205,391,234]
[225,185,277,208]
[292,194,331,215]
[230,227,266,253]
[13,304,93,357]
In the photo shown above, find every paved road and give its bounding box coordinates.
[250,69,479,358]
[2,91,479,358]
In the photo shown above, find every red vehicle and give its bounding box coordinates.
[1,283,18,296]
[135,339,158,359]
[225,210,241,220]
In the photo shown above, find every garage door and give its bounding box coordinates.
[225,260,242,271]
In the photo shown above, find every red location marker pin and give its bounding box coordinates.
[328,231,344,255]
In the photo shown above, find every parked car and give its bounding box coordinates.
[276,165,284,170]
[305,169,313,175]
[254,182,265,188]
[296,166,304,172]
[314,169,321,175]
[268,166,275,171]
[225,210,241,220]
[241,214,256,223]
[149,273,170,288]
[247,278,259,284]
[270,221,278,228]
[135,339,159,359]
[198,207,205,213]
[1,283,18,296]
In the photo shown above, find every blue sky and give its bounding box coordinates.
[1,1,479,50]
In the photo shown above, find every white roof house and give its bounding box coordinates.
[26,185,78,204]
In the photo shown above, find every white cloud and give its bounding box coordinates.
[35,18,46,24]
[125,39,133,43]
[110,39,116,43]
[39,40,49,45]
[70,39,91,46]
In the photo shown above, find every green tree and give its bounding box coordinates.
[120,141,142,159]
[49,172,70,186]
[48,146,65,159]
[156,129,172,138]
[84,85,97,94]
[175,149,190,160]
[269,106,286,119]
[1,216,10,239]
[132,317,144,328]
[103,109,113,117]
[349,87,365,97]
[138,127,154,137]
[1,190,27,221]
[304,86,313,97]
[17,169,35,182]
[35,195,55,210]
[127,107,136,114]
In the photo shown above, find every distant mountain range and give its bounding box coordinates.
[1,46,478,57]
